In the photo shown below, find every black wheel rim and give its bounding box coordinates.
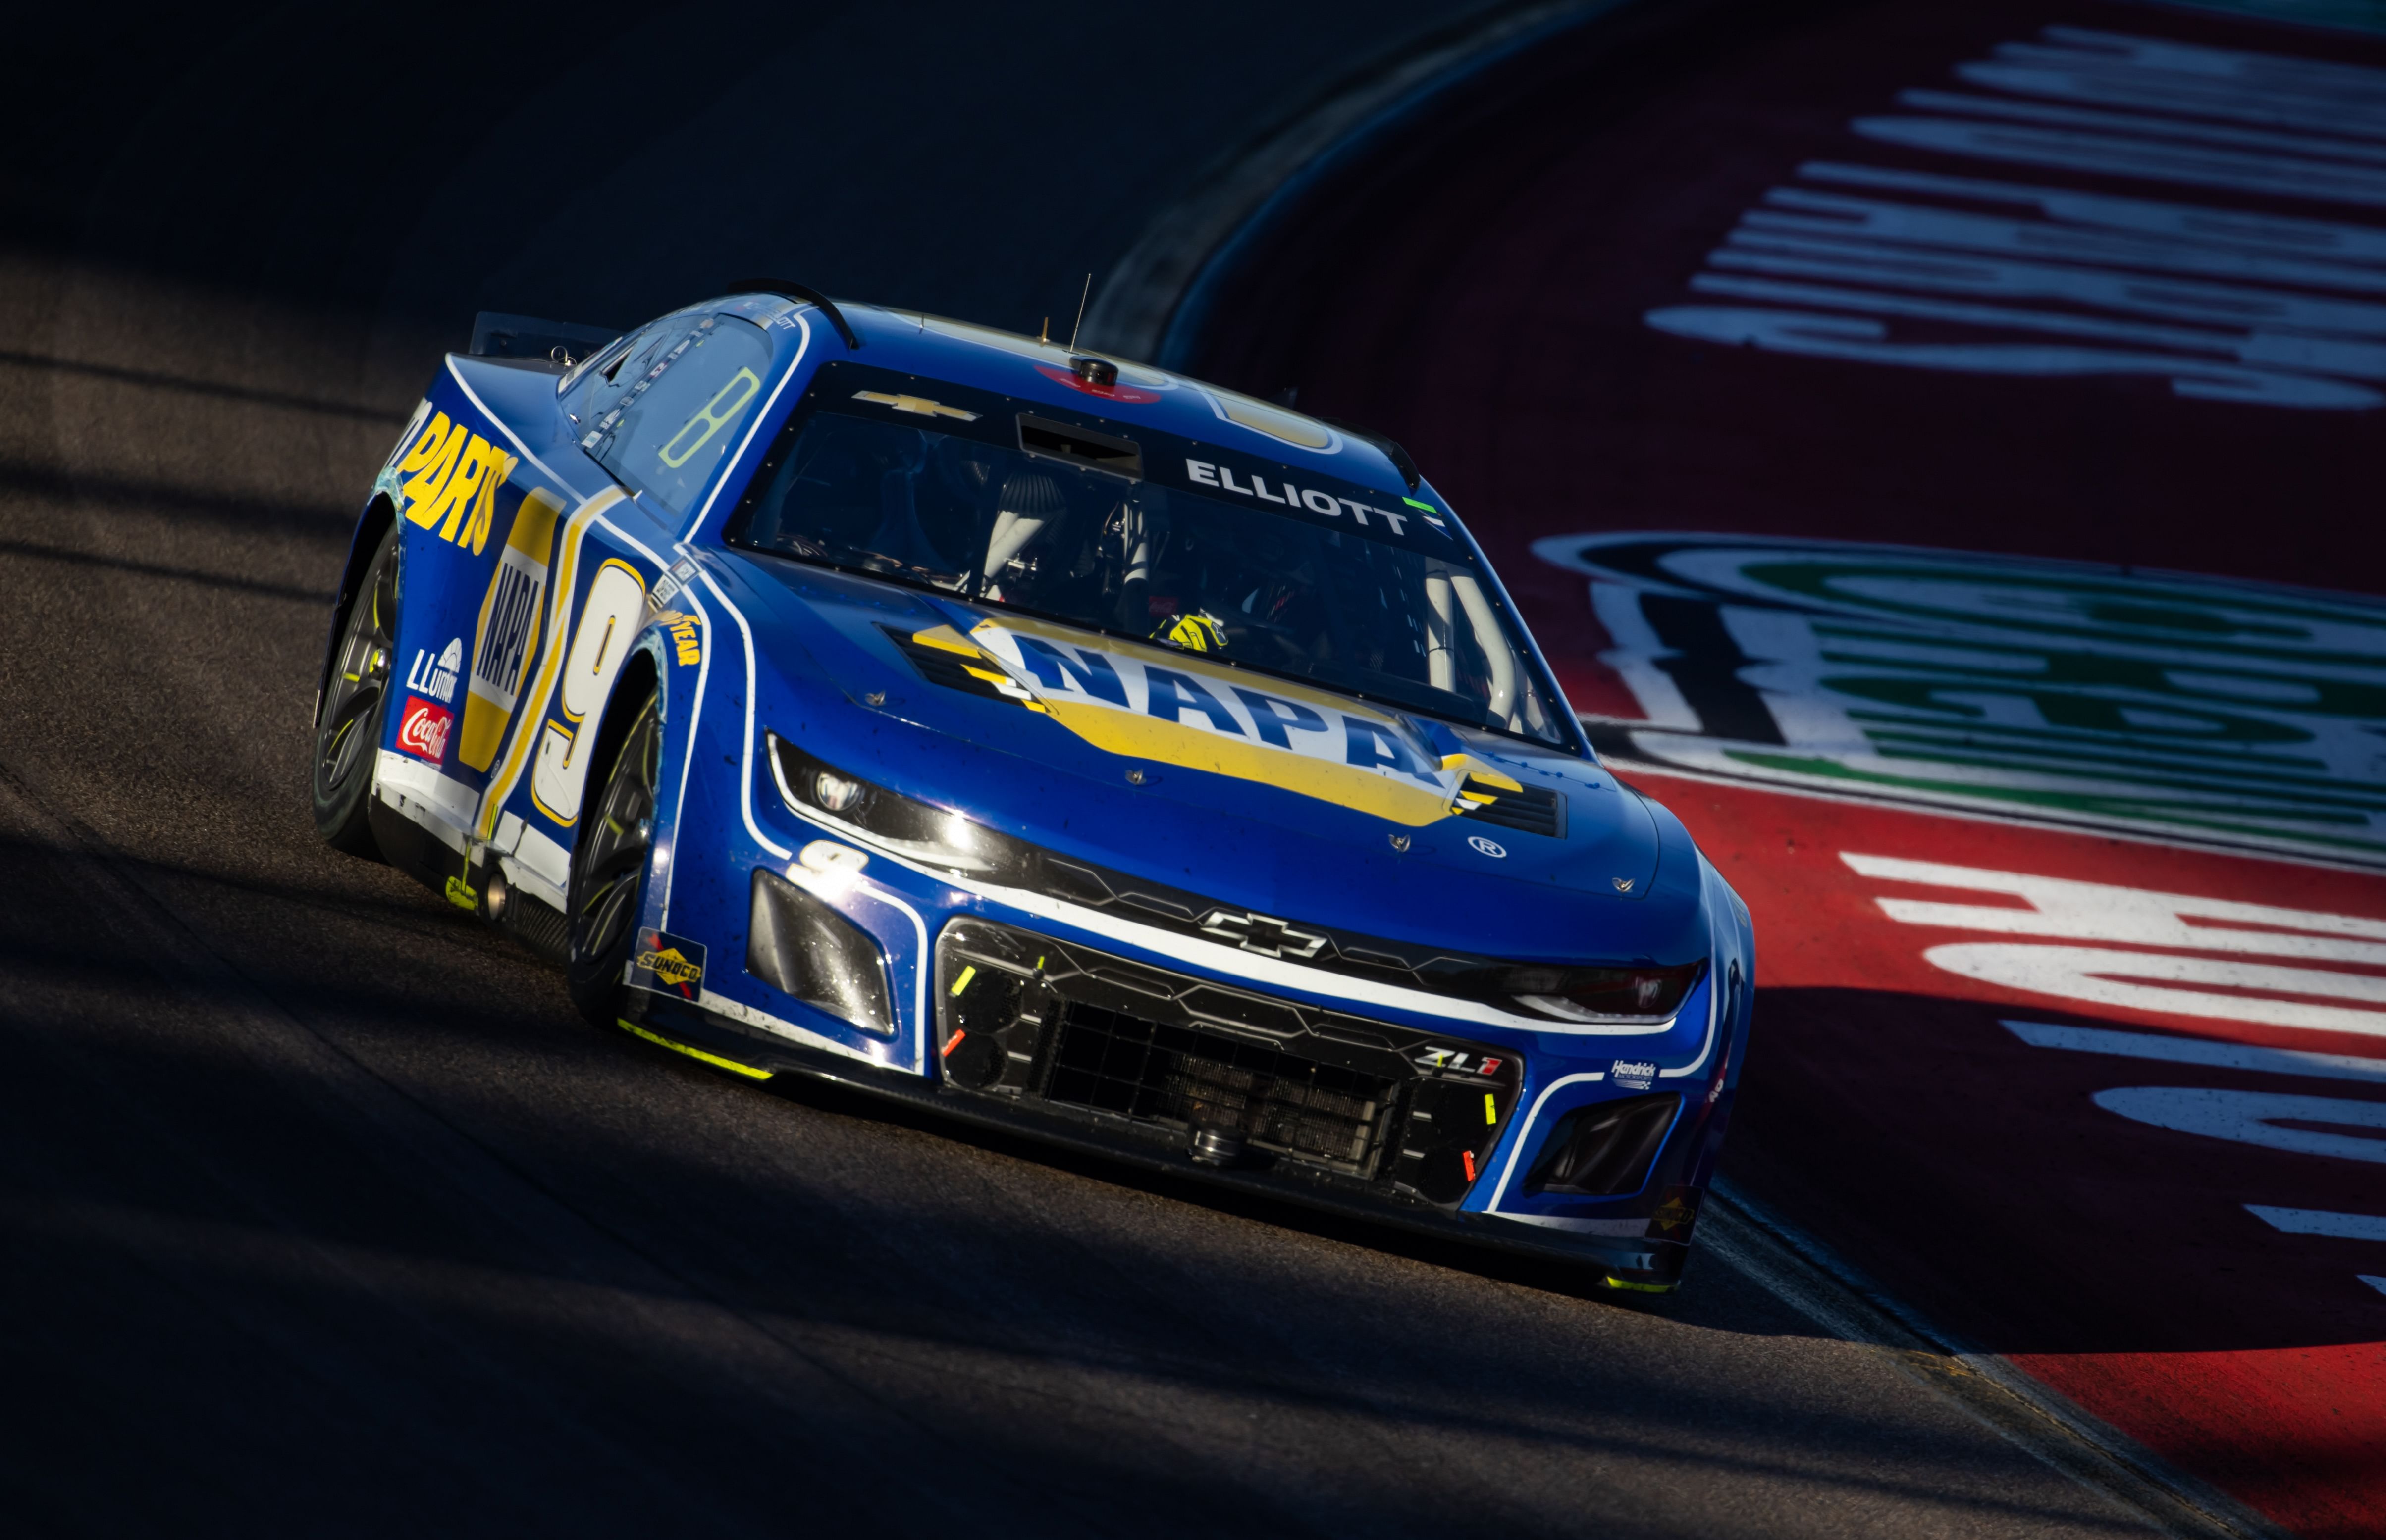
[573,701,660,967]
[316,541,397,805]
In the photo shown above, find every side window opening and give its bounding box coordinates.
[574,312,774,517]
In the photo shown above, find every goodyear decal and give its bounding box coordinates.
[958,616,1508,826]
[386,411,519,555]
[658,608,702,667]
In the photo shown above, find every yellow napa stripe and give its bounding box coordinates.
[618,1018,773,1080]
[1035,698,1452,825]
[967,613,1463,824]
[949,964,977,997]
[1484,1092,1497,1126]
[1441,753,1522,792]
[477,487,627,839]
[910,624,982,657]
[975,614,1378,725]
[1599,1276,1675,1294]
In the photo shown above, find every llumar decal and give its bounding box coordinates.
[474,488,627,841]
[404,638,462,706]
[953,616,1506,826]
[385,411,519,555]
[531,557,650,826]
[461,488,564,773]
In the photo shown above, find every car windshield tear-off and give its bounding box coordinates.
[724,363,1569,747]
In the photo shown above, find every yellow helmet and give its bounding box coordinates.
[1156,610,1228,653]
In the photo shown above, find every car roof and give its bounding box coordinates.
[736,297,1431,511]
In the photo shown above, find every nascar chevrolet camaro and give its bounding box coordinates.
[311,288,1754,1289]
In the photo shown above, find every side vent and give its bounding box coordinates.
[1524,1093,1681,1197]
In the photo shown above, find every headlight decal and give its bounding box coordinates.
[763,730,1703,1035]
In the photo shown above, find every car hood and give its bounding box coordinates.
[725,552,1707,965]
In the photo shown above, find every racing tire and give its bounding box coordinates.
[565,686,662,1028]
[311,523,399,857]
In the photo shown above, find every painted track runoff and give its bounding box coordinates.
[1183,1,2386,1535]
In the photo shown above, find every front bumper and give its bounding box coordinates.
[632,912,1705,1289]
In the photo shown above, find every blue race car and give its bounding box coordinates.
[312,287,1753,1290]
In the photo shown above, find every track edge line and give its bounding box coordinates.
[1707,1178,2297,1540]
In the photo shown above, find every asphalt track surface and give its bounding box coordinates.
[0,3,2329,1537]
[1188,1,2386,1535]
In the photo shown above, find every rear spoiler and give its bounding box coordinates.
[468,311,623,366]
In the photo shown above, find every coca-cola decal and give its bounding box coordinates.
[397,695,453,764]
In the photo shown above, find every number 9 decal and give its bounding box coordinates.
[530,559,649,825]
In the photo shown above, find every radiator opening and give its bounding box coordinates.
[1043,1002,1394,1174]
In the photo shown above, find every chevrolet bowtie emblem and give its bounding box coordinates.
[852,389,980,421]
[1197,908,1329,960]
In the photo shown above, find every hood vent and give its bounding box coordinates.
[1454,776,1565,838]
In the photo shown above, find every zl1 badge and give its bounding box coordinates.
[632,929,706,998]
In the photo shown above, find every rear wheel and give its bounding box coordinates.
[566,689,661,1027]
[311,525,398,856]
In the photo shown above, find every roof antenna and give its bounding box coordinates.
[1065,273,1092,353]
[1040,316,1050,344]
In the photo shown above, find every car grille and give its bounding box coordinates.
[1045,1002,1396,1171]
[934,918,1522,1199]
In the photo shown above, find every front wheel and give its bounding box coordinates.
[312,524,398,856]
[566,688,661,1027]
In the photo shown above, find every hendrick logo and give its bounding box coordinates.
[1609,1059,1658,1091]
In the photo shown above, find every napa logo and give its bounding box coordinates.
[1539,532,2386,867]
[380,409,520,555]
[960,615,1480,826]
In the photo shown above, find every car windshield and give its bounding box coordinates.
[725,386,1569,746]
